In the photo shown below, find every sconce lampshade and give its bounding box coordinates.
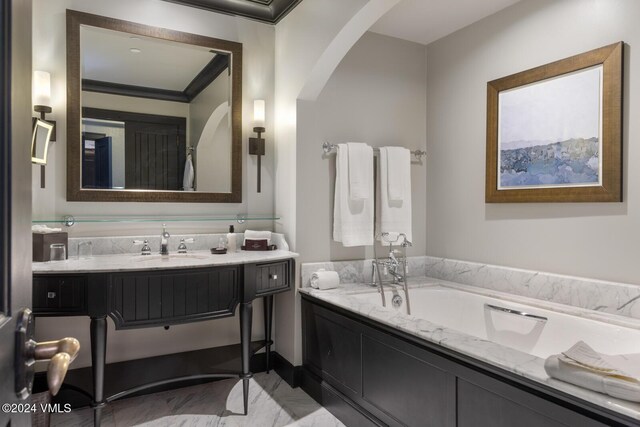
[253,99,265,129]
[33,71,52,112]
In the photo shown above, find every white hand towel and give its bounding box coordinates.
[183,153,194,191]
[310,270,340,290]
[333,144,374,247]
[376,147,412,243]
[244,230,272,245]
[386,147,410,202]
[347,142,373,200]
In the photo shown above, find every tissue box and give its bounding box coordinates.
[33,232,68,262]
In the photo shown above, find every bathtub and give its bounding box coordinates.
[352,285,640,359]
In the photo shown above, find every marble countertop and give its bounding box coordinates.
[33,250,298,274]
[299,278,640,421]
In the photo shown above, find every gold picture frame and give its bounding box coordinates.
[486,42,623,203]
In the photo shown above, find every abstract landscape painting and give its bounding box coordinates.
[498,66,602,189]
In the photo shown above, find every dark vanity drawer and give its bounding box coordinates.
[255,261,290,295]
[109,267,239,329]
[33,276,87,314]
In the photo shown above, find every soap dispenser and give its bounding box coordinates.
[226,225,237,252]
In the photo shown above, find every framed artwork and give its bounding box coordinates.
[486,42,623,203]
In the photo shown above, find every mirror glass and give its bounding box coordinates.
[31,118,53,165]
[67,11,242,203]
[79,25,232,192]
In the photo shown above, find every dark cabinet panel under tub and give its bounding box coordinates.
[109,267,239,329]
[362,335,456,427]
[302,295,626,427]
[304,304,362,399]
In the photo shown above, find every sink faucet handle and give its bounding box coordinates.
[133,239,152,256]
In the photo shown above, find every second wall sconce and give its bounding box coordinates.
[32,70,56,189]
[249,99,266,193]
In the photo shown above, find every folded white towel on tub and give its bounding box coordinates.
[544,341,640,402]
[310,270,340,290]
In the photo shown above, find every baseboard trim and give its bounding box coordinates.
[300,367,383,427]
[272,352,303,388]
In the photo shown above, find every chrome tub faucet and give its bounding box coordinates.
[372,232,412,315]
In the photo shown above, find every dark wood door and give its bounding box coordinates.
[0,0,33,425]
[125,121,186,190]
[94,136,113,188]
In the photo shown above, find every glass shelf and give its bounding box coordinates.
[32,214,279,227]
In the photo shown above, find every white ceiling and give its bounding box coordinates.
[370,0,521,46]
[81,26,217,91]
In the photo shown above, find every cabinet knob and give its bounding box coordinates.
[270,274,278,280]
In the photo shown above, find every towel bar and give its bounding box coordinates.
[322,141,426,160]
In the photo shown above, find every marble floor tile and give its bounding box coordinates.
[51,373,344,427]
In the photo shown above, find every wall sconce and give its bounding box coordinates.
[33,71,56,189]
[33,71,56,141]
[249,99,266,193]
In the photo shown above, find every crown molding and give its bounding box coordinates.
[162,0,303,24]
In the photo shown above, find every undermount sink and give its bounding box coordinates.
[135,253,211,262]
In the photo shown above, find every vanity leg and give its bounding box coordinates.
[263,295,273,373]
[240,302,253,415]
[90,317,107,427]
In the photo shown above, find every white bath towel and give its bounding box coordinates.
[310,270,340,290]
[333,144,374,247]
[347,142,373,200]
[544,341,640,402]
[183,153,194,191]
[244,230,272,246]
[376,147,412,244]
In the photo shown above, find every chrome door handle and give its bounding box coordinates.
[484,303,547,322]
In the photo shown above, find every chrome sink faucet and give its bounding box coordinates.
[160,224,170,255]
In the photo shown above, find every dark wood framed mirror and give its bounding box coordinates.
[67,10,242,202]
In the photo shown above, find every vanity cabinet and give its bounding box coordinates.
[33,275,87,314]
[109,267,239,328]
[33,258,294,426]
[302,295,624,427]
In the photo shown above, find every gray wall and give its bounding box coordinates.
[31,0,275,237]
[297,31,427,264]
[426,0,639,284]
[32,0,274,368]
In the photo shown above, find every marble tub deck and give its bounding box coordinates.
[299,279,640,422]
[51,372,343,427]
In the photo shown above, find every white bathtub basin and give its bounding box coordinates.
[353,285,640,359]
